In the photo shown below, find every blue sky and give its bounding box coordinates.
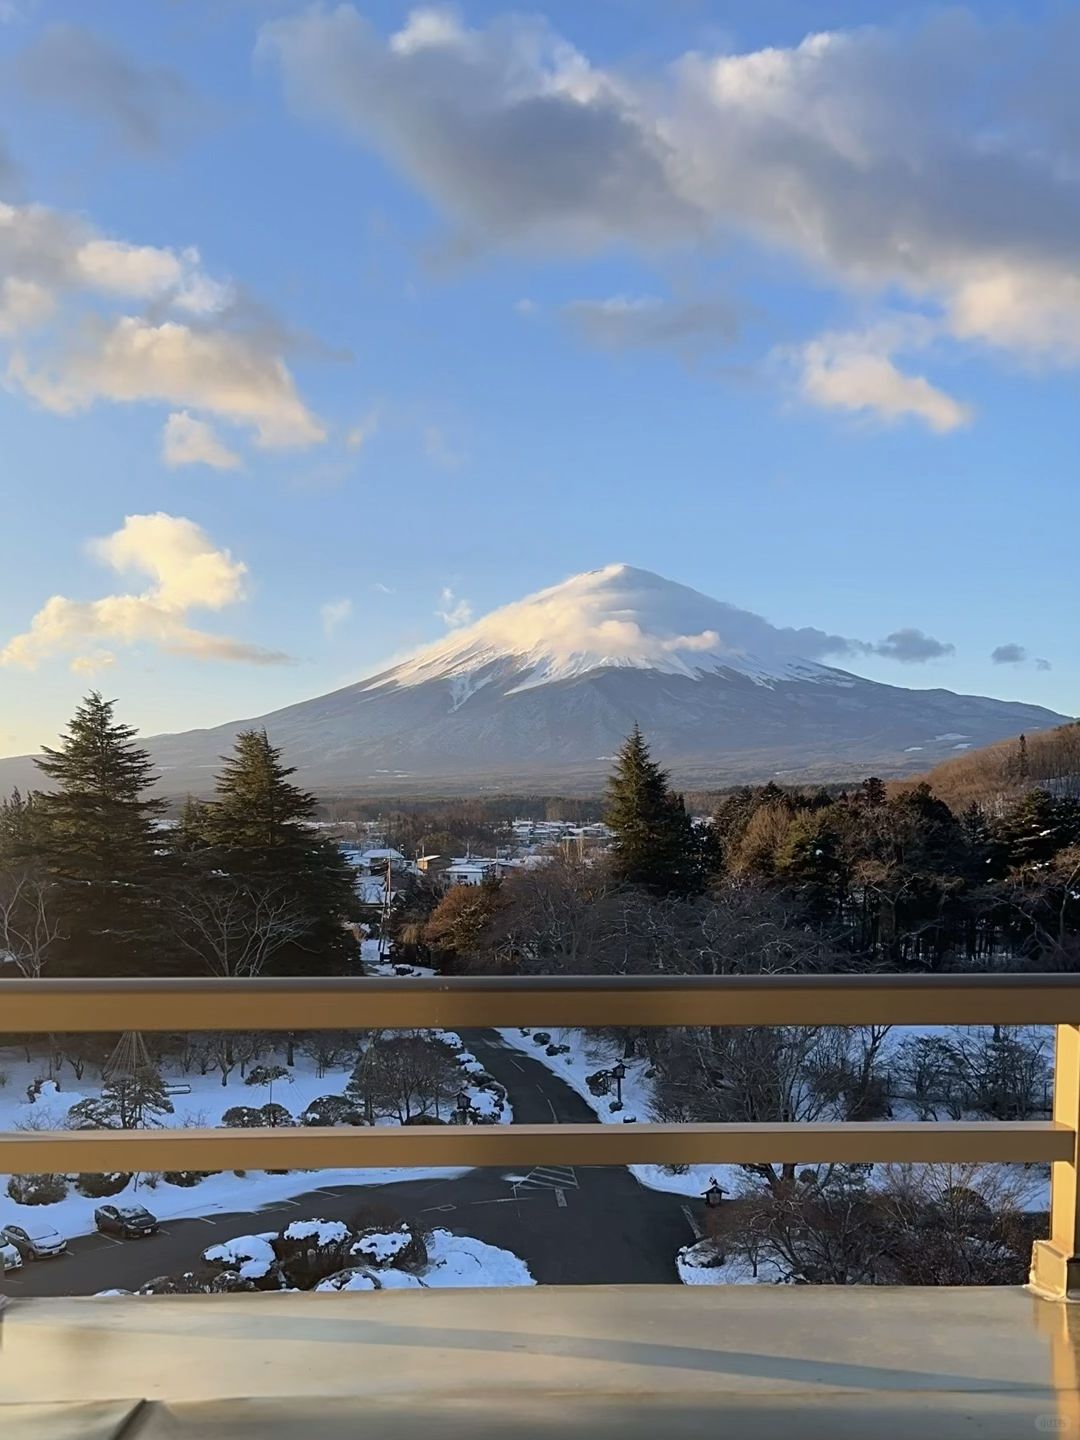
[0,0,1077,756]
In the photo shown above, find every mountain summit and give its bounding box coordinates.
[383,565,836,693]
[0,567,1068,795]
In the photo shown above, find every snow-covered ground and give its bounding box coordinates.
[496,1026,745,1202]
[0,1025,505,1242]
[496,1024,1051,1211]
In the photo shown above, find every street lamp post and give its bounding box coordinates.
[611,1061,626,1108]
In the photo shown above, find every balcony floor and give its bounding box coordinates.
[3,1285,1080,1437]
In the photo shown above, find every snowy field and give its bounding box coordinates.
[0,1028,506,1243]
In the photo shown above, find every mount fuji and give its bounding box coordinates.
[1,566,1069,795]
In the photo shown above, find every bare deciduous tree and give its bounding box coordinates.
[0,863,63,978]
[165,874,311,978]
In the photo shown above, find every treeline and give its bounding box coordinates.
[415,729,1080,976]
[713,774,1080,969]
[0,693,358,978]
[919,722,1080,809]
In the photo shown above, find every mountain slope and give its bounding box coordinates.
[1,566,1070,796]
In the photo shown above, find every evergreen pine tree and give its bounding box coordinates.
[33,693,163,974]
[605,726,704,895]
[199,729,357,972]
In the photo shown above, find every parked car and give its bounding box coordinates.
[1,1240,24,1272]
[0,1220,67,1260]
[94,1203,160,1238]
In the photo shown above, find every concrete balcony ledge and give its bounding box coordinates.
[3,1285,1080,1437]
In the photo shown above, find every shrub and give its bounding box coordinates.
[301,1095,366,1128]
[533,1032,551,1047]
[74,1171,131,1198]
[221,1106,263,1129]
[7,1172,68,1205]
[586,1070,612,1097]
[259,1103,294,1128]
[66,1097,121,1130]
[162,1171,210,1188]
[348,1222,427,1271]
[0,1066,8,1088]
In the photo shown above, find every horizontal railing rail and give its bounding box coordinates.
[4,972,1080,1031]
[2,973,1080,1298]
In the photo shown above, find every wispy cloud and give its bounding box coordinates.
[12,24,200,153]
[162,411,242,471]
[321,597,353,636]
[346,407,380,452]
[424,424,463,470]
[563,294,739,356]
[992,643,1052,671]
[436,586,472,628]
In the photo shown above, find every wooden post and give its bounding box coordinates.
[1032,1025,1080,1300]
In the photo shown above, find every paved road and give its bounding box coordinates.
[2,1031,699,1296]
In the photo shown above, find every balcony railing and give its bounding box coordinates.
[3,972,1080,1299]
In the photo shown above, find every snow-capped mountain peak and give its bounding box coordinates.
[371,564,839,694]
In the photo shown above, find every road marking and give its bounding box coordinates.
[312,1188,345,1197]
[278,1199,302,1208]
[681,1204,704,1240]
[555,1188,567,1208]
[420,1203,455,1213]
[507,1058,525,1072]
[97,1235,124,1248]
[191,1217,219,1227]
[544,1098,559,1123]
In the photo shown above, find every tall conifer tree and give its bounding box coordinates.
[605,725,704,895]
[33,693,162,973]
[198,729,357,971]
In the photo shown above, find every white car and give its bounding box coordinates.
[1,1240,23,1272]
[1,1220,67,1261]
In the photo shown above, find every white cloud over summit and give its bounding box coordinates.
[0,513,290,672]
[262,5,1080,429]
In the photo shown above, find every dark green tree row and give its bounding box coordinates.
[711,774,1080,969]
[0,693,358,978]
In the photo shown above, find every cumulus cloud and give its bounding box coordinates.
[321,597,353,636]
[797,329,972,432]
[0,512,290,671]
[563,295,739,355]
[162,411,242,471]
[436,586,473,628]
[0,200,323,450]
[259,5,699,253]
[14,24,196,153]
[10,315,324,449]
[262,6,1080,393]
[870,628,955,664]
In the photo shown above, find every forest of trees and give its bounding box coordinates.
[413,729,1080,978]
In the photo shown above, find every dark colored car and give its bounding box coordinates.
[94,1204,160,1238]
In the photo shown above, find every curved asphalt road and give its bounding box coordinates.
[2,1031,699,1297]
